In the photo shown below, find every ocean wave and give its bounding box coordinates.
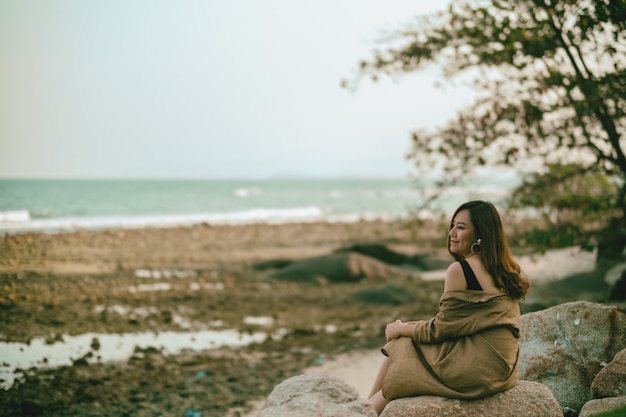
[0,210,31,222]
[0,178,521,236]
[233,187,262,198]
[0,206,327,234]
[0,206,413,235]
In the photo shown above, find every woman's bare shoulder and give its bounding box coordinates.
[444,261,466,292]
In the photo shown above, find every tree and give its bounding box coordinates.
[507,163,618,251]
[348,0,626,247]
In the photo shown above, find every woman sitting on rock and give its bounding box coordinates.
[368,200,530,415]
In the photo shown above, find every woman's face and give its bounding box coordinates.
[449,209,477,258]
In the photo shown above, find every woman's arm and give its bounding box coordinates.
[386,263,470,343]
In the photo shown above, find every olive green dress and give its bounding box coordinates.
[381,289,521,400]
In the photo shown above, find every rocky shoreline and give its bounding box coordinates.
[0,220,617,416]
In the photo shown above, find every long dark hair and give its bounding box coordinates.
[448,200,529,299]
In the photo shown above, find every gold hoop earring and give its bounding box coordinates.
[471,238,482,255]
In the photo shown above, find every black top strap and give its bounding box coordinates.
[459,259,483,291]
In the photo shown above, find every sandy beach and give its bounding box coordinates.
[0,219,606,417]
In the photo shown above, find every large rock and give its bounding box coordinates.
[579,397,626,417]
[257,373,376,417]
[268,252,416,284]
[591,348,626,398]
[519,301,626,412]
[380,381,561,417]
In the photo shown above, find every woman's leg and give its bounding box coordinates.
[368,356,390,399]
[370,390,390,415]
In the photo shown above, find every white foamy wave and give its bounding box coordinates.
[233,187,261,198]
[0,206,327,234]
[0,210,30,222]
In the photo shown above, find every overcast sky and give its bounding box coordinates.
[0,0,476,179]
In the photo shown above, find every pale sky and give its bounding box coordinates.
[0,0,475,179]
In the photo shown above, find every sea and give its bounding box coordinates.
[0,177,520,235]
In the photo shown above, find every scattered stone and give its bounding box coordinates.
[257,373,376,417]
[591,349,626,399]
[579,397,626,417]
[519,301,626,413]
[379,381,561,417]
[90,337,100,351]
[72,351,93,367]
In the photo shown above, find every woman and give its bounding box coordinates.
[368,200,529,415]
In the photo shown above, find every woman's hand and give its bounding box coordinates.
[385,319,404,341]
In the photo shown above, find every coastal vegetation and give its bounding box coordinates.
[347,0,626,260]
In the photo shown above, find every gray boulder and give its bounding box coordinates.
[591,348,626,399]
[579,397,626,417]
[380,381,561,417]
[519,301,626,413]
[257,373,376,417]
